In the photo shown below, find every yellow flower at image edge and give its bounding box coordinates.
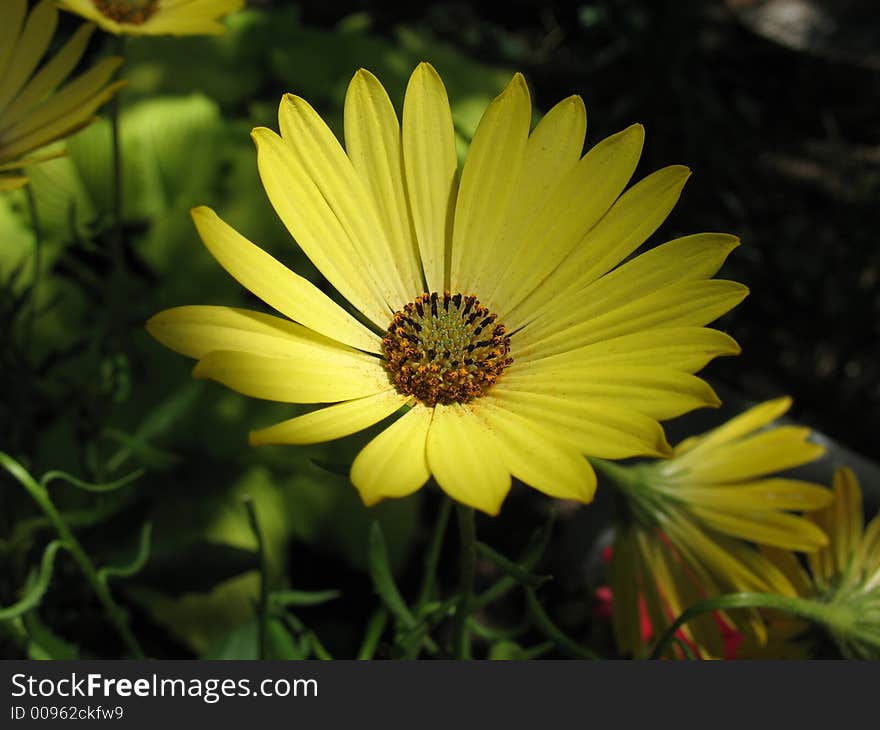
[607,397,831,658]
[147,63,749,515]
[57,0,244,36]
[762,467,880,658]
[0,0,124,191]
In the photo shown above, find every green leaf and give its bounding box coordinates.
[98,523,152,585]
[0,541,65,621]
[269,589,340,610]
[488,640,527,660]
[202,619,259,660]
[22,613,79,660]
[266,619,308,660]
[368,522,415,629]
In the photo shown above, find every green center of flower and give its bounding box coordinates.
[382,292,512,407]
[93,0,159,24]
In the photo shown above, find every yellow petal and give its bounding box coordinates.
[666,426,825,484]
[688,505,828,552]
[658,511,767,644]
[513,326,741,372]
[146,305,361,360]
[0,24,94,134]
[56,0,106,27]
[501,363,720,420]
[426,403,511,515]
[344,68,424,298]
[0,174,27,191]
[532,233,740,343]
[192,349,388,404]
[671,396,792,459]
[516,278,748,361]
[190,206,382,354]
[485,389,671,459]
[831,466,863,575]
[402,62,458,293]
[1,57,124,162]
[472,400,596,502]
[489,124,645,319]
[662,512,773,607]
[630,531,672,658]
[450,73,531,294]
[350,405,432,505]
[279,92,414,310]
[760,546,813,597]
[637,529,725,659]
[806,506,835,589]
[0,0,56,112]
[508,165,690,329]
[676,479,833,512]
[0,0,27,86]
[249,390,409,446]
[610,525,641,656]
[252,127,391,327]
[860,513,880,589]
[482,95,586,310]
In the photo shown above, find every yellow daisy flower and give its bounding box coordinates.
[0,0,124,191]
[762,467,880,658]
[603,397,831,657]
[148,64,749,516]
[57,0,244,36]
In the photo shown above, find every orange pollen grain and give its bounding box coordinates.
[382,292,513,407]
[93,0,159,24]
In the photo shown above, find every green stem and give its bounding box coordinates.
[476,542,551,588]
[0,453,144,658]
[474,513,555,610]
[452,504,476,660]
[356,609,388,660]
[415,496,451,615]
[109,35,125,277]
[0,618,29,655]
[524,588,599,659]
[24,185,42,357]
[243,497,269,661]
[649,592,844,660]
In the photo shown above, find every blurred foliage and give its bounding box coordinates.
[1,0,878,659]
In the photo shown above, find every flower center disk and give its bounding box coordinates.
[93,0,159,24]
[383,292,512,407]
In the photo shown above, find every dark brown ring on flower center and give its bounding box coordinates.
[382,292,513,407]
[93,0,159,24]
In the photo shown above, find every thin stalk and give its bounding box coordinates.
[0,453,143,658]
[109,35,125,277]
[649,592,845,660]
[524,588,599,659]
[243,497,269,661]
[356,609,388,660]
[452,504,476,660]
[24,185,42,356]
[415,496,452,615]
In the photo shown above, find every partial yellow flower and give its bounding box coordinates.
[605,396,831,657]
[57,0,243,36]
[762,467,880,658]
[148,64,748,516]
[0,0,123,191]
